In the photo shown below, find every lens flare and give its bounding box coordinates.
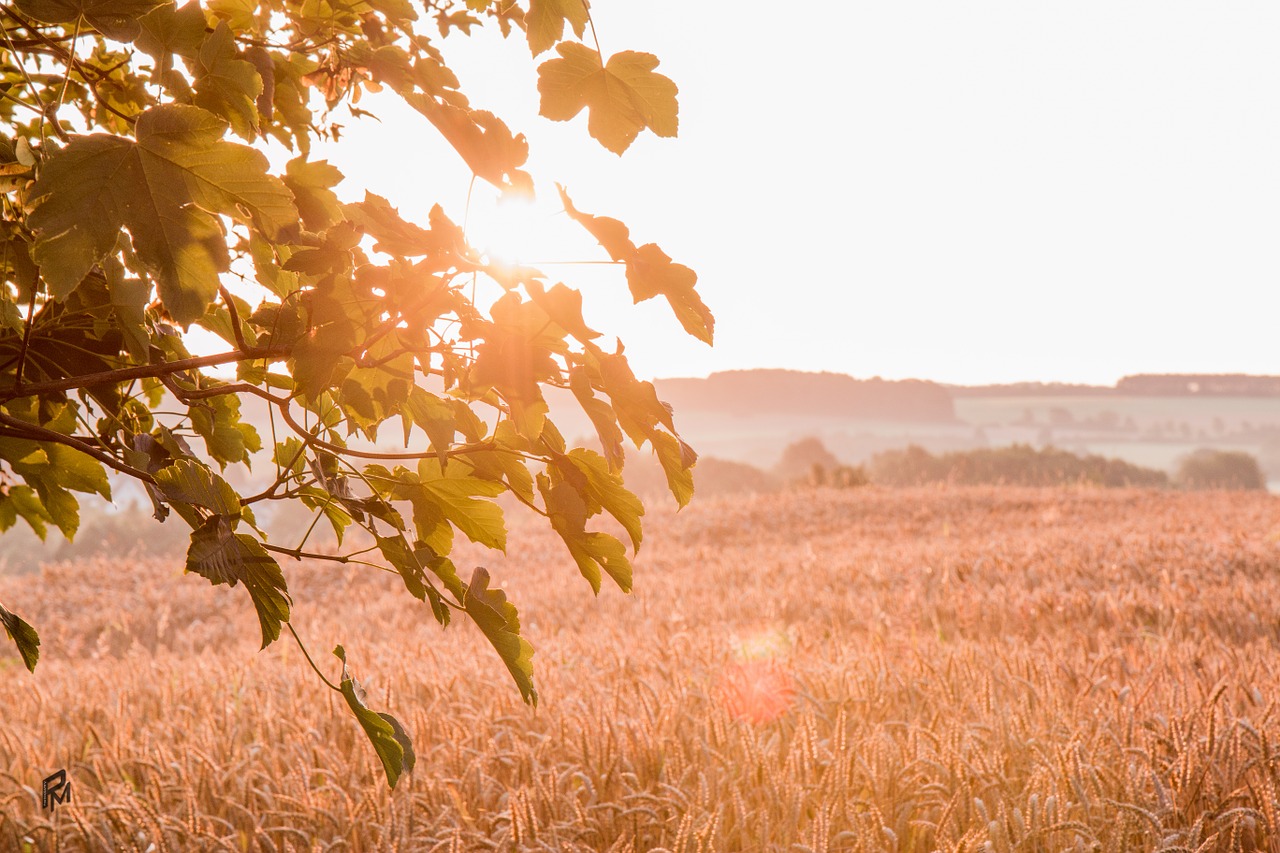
[717,626,797,724]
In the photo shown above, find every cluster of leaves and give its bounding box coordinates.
[0,0,710,786]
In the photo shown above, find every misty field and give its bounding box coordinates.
[4,487,1280,851]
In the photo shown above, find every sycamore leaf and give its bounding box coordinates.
[559,448,643,551]
[650,430,697,509]
[0,603,39,672]
[463,421,536,504]
[558,187,713,343]
[7,485,53,539]
[345,193,435,257]
[137,1,206,61]
[47,445,112,499]
[15,0,163,41]
[538,474,633,593]
[27,104,298,323]
[537,43,677,155]
[407,96,533,195]
[374,533,451,625]
[464,567,536,704]
[186,516,290,648]
[189,391,261,467]
[415,458,507,551]
[283,158,346,232]
[626,243,713,344]
[194,22,263,139]
[569,367,624,472]
[334,645,416,789]
[402,387,456,464]
[526,280,599,343]
[524,0,587,56]
[155,459,242,516]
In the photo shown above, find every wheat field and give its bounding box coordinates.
[3,487,1280,851]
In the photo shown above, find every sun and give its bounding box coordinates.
[465,189,574,268]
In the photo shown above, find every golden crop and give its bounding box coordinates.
[3,486,1280,851]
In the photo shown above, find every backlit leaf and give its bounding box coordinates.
[625,243,713,344]
[284,158,346,232]
[137,1,206,61]
[538,473,633,593]
[559,187,713,343]
[537,43,677,154]
[334,645,416,789]
[0,602,39,672]
[559,448,643,551]
[15,0,163,41]
[186,516,290,648]
[155,459,242,516]
[27,104,298,322]
[194,22,263,139]
[650,430,697,509]
[415,458,507,551]
[524,0,587,56]
[464,567,536,704]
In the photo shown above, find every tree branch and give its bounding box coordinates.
[0,412,156,482]
[0,346,290,402]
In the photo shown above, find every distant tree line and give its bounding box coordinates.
[1116,374,1280,396]
[620,440,1267,500]
[869,444,1170,488]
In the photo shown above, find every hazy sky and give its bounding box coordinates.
[319,2,1280,386]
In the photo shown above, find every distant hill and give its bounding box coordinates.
[655,369,956,422]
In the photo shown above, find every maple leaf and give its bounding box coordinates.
[627,243,714,344]
[558,187,714,344]
[524,0,588,57]
[408,96,533,195]
[537,42,677,155]
[193,21,263,139]
[15,0,162,41]
[27,104,298,323]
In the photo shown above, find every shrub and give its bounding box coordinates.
[1175,450,1266,491]
[775,437,841,480]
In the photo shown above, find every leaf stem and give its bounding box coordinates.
[218,285,250,353]
[286,623,340,692]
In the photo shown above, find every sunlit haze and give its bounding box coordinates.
[307,1,1280,386]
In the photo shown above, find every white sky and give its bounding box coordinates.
[317,1,1280,386]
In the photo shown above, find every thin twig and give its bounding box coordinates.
[12,281,37,391]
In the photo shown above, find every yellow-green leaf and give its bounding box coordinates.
[0,603,39,672]
[155,459,241,516]
[137,1,207,61]
[464,567,536,704]
[334,645,416,789]
[416,458,507,551]
[537,43,677,155]
[186,516,290,648]
[194,22,263,139]
[524,0,587,56]
[15,0,163,41]
[27,104,298,322]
